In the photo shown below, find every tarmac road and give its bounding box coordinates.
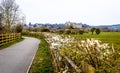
[0,37,40,73]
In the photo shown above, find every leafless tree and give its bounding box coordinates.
[0,0,19,33]
[0,13,3,33]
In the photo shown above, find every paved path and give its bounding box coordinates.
[0,37,40,73]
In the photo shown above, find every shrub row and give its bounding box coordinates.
[57,29,84,34]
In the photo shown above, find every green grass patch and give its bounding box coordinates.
[29,33,53,73]
[72,32,120,49]
[0,38,24,50]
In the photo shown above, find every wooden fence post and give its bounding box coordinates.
[0,33,21,46]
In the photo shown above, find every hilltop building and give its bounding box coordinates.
[65,21,82,28]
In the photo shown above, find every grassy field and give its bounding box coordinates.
[72,32,120,49]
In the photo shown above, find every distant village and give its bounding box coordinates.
[24,21,90,31]
[24,21,120,32]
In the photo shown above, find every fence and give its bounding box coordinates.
[50,45,96,73]
[50,48,83,73]
[0,33,21,46]
[44,33,96,73]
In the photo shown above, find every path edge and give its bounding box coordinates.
[26,40,40,73]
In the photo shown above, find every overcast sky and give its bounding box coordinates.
[16,0,120,25]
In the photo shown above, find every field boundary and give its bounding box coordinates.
[0,33,21,46]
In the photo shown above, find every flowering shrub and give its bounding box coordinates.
[45,33,120,73]
[61,39,120,73]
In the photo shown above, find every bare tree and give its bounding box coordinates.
[0,13,3,33]
[0,0,19,33]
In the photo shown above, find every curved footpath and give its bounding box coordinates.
[0,37,40,73]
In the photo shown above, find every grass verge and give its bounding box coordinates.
[0,38,24,50]
[29,33,53,73]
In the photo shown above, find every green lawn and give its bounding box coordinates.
[72,32,120,49]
